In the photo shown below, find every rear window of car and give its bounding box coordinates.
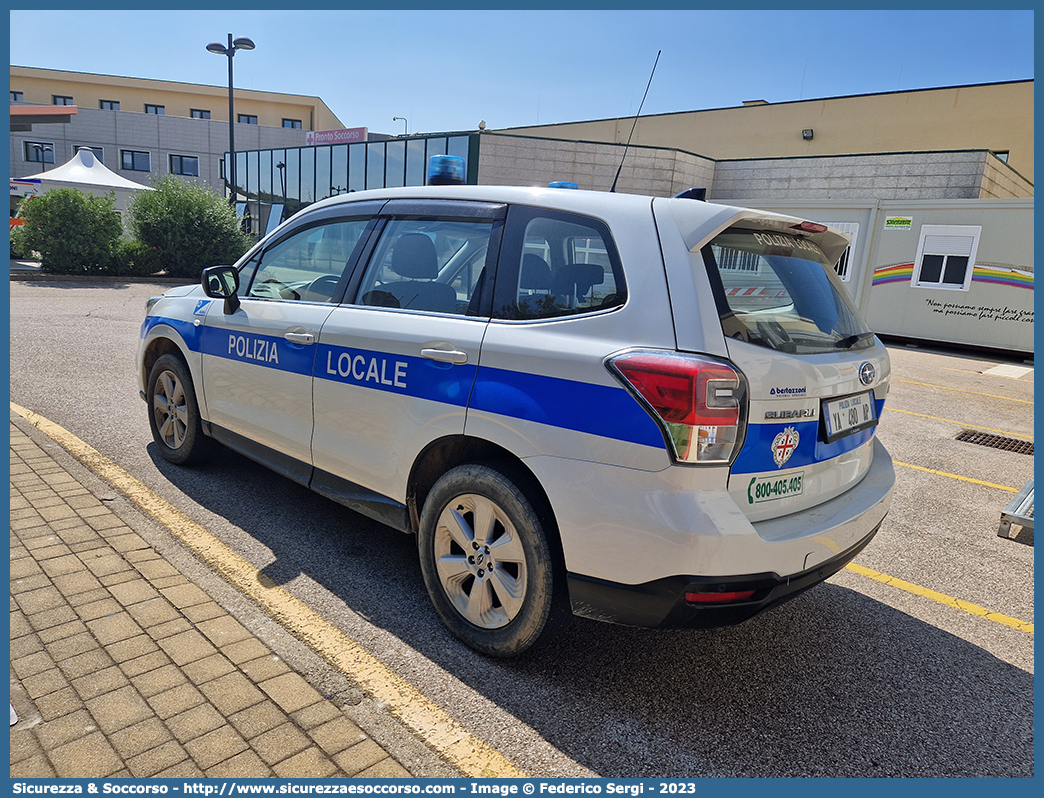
[702,228,873,354]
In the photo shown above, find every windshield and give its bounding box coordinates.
[702,228,873,354]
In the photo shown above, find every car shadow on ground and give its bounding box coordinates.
[148,442,1034,778]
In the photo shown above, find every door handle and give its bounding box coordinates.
[284,332,315,345]
[421,348,468,365]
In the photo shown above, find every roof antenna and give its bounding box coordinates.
[610,49,661,193]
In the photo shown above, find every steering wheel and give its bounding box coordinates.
[251,278,300,301]
[303,274,341,302]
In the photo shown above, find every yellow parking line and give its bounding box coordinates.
[9,402,526,778]
[887,408,1033,440]
[898,380,1033,404]
[893,460,1018,493]
[845,563,1033,635]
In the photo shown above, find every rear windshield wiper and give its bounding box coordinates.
[835,331,876,349]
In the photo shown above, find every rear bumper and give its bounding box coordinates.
[566,519,880,628]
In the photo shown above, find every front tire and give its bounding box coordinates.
[418,464,565,657]
[147,353,216,465]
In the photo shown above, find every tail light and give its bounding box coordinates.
[607,350,747,464]
[685,589,755,604]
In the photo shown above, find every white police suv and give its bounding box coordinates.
[137,184,894,656]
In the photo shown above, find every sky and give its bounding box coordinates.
[8,9,1035,137]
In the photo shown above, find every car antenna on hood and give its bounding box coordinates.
[610,49,661,194]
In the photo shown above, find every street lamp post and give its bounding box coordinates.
[392,116,408,137]
[206,34,255,205]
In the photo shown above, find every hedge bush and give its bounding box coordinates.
[127,176,251,279]
[104,240,164,277]
[11,189,123,274]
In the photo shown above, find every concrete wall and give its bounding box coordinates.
[474,135,1031,205]
[710,151,1033,202]
[475,133,715,196]
[11,106,308,190]
[979,153,1034,199]
[499,81,1035,184]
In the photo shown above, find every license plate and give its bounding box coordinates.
[822,390,878,442]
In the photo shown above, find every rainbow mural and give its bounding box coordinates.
[872,263,1033,290]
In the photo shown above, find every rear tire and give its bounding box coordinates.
[418,464,566,657]
[146,353,216,465]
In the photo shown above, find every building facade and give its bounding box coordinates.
[497,80,1034,184]
[10,65,346,191]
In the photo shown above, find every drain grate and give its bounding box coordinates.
[956,430,1034,456]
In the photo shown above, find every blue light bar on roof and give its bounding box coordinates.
[427,155,466,185]
[549,181,579,189]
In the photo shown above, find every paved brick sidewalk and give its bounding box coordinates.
[9,420,416,778]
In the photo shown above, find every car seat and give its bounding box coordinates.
[386,233,458,313]
[551,262,604,308]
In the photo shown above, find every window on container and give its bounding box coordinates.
[818,222,859,282]
[53,95,73,106]
[121,149,151,172]
[100,100,119,111]
[238,114,258,125]
[145,104,164,115]
[74,146,104,164]
[282,118,302,129]
[11,91,23,102]
[191,109,211,119]
[912,225,981,291]
[23,141,55,163]
[170,154,200,177]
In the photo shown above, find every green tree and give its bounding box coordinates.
[11,189,123,274]
[127,175,251,279]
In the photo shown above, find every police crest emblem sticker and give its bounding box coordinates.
[771,426,799,468]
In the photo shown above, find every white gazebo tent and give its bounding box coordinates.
[17,148,151,212]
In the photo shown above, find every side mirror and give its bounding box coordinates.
[202,265,241,315]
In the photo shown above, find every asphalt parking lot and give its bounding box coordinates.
[8,279,1035,777]
[857,341,1033,653]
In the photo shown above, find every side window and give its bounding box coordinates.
[355,218,496,316]
[818,222,859,282]
[247,219,370,302]
[494,208,626,320]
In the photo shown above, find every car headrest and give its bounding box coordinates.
[520,254,553,290]
[391,234,439,279]
[552,262,605,297]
